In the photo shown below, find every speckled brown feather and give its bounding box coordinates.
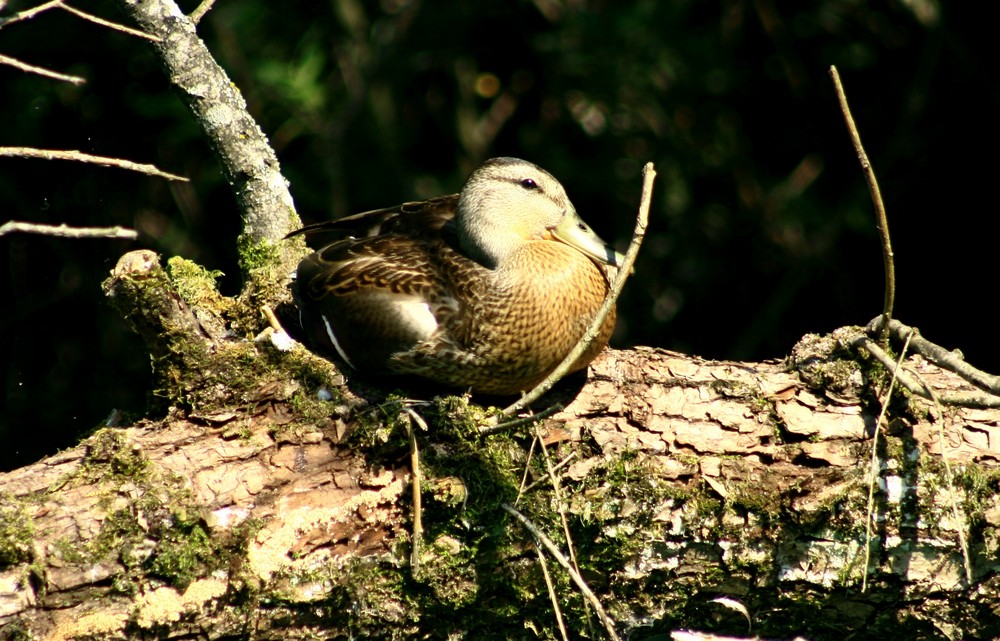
[290,164,617,395]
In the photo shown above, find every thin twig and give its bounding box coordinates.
[0,0,62,28]
[532,422,596,635]
[522,451,577,495]
[480,403,562,436]
[873,317,1000,397]
[501,162,656,417]
[0,147,187,181]
[534,543,570,641]
[534,424,582,574]
[516,437,539,504]
[908,369,973,585]
[502,502,622,641]
[862,330,912,592]
[0,0,159,38]
[0,221,138,240]
[853,334,1000,408]
[0,53,85,85]
[404,409,426,573]
[58,2,160,41]
[189,0,216,24]
[829,66,894,340]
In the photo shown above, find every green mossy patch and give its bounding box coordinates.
[0,493,35,567]
[43,429,251,595]
[166,257,232,314]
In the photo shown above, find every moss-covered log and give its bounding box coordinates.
[3,263,1000,640]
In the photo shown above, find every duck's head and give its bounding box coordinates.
[456,157,623,270]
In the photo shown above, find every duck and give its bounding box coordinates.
[288,157,622,396]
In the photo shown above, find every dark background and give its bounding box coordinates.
[2,0,996,471]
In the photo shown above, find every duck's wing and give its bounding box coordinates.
[291,196,474,368]
[297,233,446,302]
[286,194,459,242]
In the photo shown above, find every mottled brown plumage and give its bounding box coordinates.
[289,157,620,395]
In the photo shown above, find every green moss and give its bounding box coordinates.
[425,394,492,438]
[347,395,411,450]
[81,428,151,481]
[237,233,282,274]
[43,429,236,594]
[953,462,1000,517]
[414,535,479,606]
[166,256,231,312]
[0,493,34,567]
[149,516,216,588]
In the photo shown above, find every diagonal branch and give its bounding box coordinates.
[0,52,85,85]
[0,147,186,181]
[116,0,307,282]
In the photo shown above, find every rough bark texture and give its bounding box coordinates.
[2,255,1000,640]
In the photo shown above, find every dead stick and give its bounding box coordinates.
[502,502,622,641]
[0,147,187,181]
[829,66,895,340]
[0,221,137,240]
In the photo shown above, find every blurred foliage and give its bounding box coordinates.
[2,0,997,470]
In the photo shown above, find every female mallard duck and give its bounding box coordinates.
[289,157,621,396]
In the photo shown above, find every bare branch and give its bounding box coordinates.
[862,330,912,592]
[0,147,187,181]
[188,0,216,24]
[829,66,895,338]
[0,1,157,39]
[116,0,304,281]
[534,543,570,641]
[0,0,62,28]
[0,52,85,85]
[873,317,1000,397]
[58,2,160,41]
[852,333,1000,408]
[0,221,138,240]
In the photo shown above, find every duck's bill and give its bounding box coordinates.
[550,208,623,268]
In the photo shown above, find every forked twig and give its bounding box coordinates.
[908,369,973,585]
[534,543,570,641]
[853,334,1000,408]
[532,423,584,607]
[58,2,161,40]
[0,1,159,39]
[873,317,1000,397]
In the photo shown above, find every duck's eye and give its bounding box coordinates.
[520,178,538,190]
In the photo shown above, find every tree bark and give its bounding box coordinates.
[3,274,1000,639]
